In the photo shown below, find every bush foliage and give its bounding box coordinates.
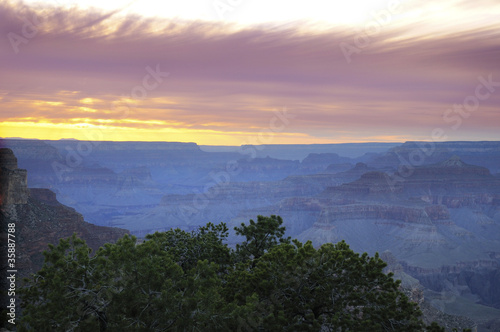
[19,215,436,331]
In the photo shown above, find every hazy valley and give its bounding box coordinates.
[2,138,500,330]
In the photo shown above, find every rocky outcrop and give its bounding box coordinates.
[29,188,58,204]
[290,156,500,328]
[124,164,373,234]
[395,156,497,196]
[322,162,374,179]
[0,149,128,277]
[57,166,118,185]
[402,261,500,309]
[419,301,477,332]
[381,251,477,332]
[429,193,500,208]
[321,171,399,198]
[0,149,128,328]
[299,153,351,173]
[0,148,18,170]
[316,204,448,225]
[0,149,29,206]
[2,192,129,276]
[323,163,352,173]
[369,141,500,174]
[323,156,500,200]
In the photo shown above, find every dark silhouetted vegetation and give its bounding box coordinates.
[19,215,449,331]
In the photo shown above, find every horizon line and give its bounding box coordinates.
[3,137,500,147]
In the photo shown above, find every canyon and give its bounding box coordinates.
[2,138,500,330]
[0,147,128,284]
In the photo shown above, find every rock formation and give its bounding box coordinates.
[113,162,372,234]
[0,148,129,278]
[209,155,500,329]
[2,139,500,330]
[287,156,500,328]
[369,141,500,174]
[0,149,28,206]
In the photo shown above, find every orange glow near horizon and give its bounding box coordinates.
[1,1,499,146]
[0,121,411,145]
[0,121,315,145]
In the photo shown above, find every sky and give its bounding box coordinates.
[0,0,499,145]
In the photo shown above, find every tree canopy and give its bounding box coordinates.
[19,215,440,331]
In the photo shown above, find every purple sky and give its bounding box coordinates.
[1,0,499,144]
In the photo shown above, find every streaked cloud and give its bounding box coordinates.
[0,0,499,144]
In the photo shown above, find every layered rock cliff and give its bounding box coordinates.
[381,251,477,331]
[323,156,500,200]
[113,163,371,233]
[0,148,129,277]
[369,141,500,174]
[286,156,500,328]
[200,155,499,329]
[0,149,28,206]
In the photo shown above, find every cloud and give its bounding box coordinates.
[1,0,499,143]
